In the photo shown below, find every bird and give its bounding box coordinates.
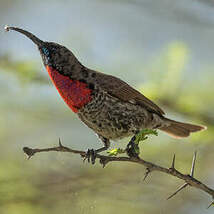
[5,26,206,162]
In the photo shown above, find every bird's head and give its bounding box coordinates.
[4,26,76,69]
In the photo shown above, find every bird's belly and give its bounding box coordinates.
[78,92,150,140]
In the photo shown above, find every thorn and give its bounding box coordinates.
[102,162,106,168]
[207,201,214,209]
[143,168,151,181]
[99,157,107,168]
[190,151,197,177]
[171,154,176,169]
[27,155,32,160]
[58,138,63,147]
[167,183,188,200]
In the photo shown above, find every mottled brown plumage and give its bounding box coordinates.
[6,26,206,159]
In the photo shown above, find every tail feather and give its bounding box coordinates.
[160,118,206,139]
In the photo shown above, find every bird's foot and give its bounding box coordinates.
[126,136,140,158]
[83,144,109,164]
[83,149,97,164]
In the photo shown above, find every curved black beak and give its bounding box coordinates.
[4,25,44,47]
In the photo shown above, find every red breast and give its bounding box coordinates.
[46,66,92,113]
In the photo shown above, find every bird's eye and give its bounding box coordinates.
[42,47,50,56]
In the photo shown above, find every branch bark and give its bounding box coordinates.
[23,139,214,208]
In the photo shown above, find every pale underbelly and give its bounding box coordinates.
[78,94,151,140]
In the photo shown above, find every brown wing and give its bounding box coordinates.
[96,72,165,115]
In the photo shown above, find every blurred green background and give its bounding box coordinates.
[0,0,214,213]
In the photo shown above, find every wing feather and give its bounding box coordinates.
[96,73,165,115]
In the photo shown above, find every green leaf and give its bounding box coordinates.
[107,148,125,156]
[134,129,158,144]
[107,129,158,157]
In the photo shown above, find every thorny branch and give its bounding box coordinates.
[23,138,214,208]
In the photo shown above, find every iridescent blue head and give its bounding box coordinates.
[40,46,51,65]
[38,42,61,66]
[42,47,50,57]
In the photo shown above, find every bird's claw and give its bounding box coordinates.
[83,149,97,164]
[126,141,139,158]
